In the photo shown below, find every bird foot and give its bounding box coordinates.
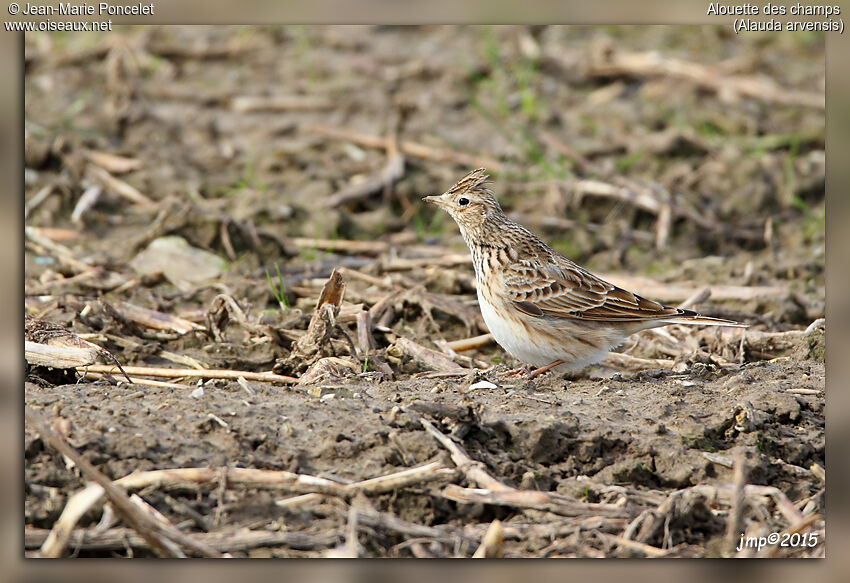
[502,364,534,377]
[502,360,565,380]
[526,360,565,380]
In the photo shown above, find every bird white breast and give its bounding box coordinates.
[476,288,623,370]
[477,289,553,367]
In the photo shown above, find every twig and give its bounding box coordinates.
[26,315,131,383]
[305,124,505,171]
[26,527,339,553]
[26,341,100,369]
[574,178,664,215]
[598,272,787,304]
[77,364,297,384]
[112,301,204,334]
[25,184,55,219]
[70,185,102,224]
[508,212,654,245]
[601,534,669,557]
[355,309,376,355]
[388,337,463,372]
[603,352,676,371]
[472,519,503,558]
[352,508,477,547]
[678,287,711,310]
[381,254,471,272]
[39,465,356,557]
[445,333,494,353]
[25,226,92,272]
[421,418,512,491]
[725,450,747,557]
[586,48,824,110]
[83,149,142,174]
[283,237,391,255]
[336,267,394,289]
[231,94,334,113]
[442,485,631,518]
[276,461,457,507]
[324,148,405,208]
[87,165,154,207]
[347,461,456,495]
[80,371,191,390]
[27,406,221,558]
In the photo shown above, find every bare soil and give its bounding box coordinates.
[24,26,824,558]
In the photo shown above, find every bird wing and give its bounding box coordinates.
[501,257,680,322]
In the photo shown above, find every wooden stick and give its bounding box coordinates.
[113,301,203,334]
[276,461,457,509]
[388,337,463,372]
[324,150,405,208]
[305,124,505,171]
[421,419,512,491]
[586,49,824,110]
[71,185,102,223]
[25,226,93,272]
[602,534,668,558]
[25,184,55,219]
[597,272,787,304]
[472,519,504,558]
[445,333,494,353]
[283,237,390,255]
[678,287,711,310]
[381,254,471,271]
[83,149,142,174]
[231,94,334,113]
[346,461,456,495]
[77,364,297,384]
[80,371,193,390]
[27,406,221,558]
[351,507,478,547]
[442,485,631,518]
[87,165,154,207]
[337,267,394,289]
[26,341,99,369]
[603,352,676,371]
[725,450,747,557]
[39,466,351,557]
[26,526,339,553]
[574,178,663,214]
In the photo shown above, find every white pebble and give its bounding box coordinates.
[190,387,204,399]
[469,380,498,391]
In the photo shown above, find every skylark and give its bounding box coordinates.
[424,168,745,376]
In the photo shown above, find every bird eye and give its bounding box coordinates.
[458,197,470,206]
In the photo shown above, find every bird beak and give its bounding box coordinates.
[422,195,447,209]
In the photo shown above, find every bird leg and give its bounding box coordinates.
[526,360,565,380]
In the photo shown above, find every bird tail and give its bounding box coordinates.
[660,310,748,328]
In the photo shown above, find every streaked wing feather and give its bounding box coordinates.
[502,258,679,322]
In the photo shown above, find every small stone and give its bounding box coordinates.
[190,387,204,399]
[469,380,498,391]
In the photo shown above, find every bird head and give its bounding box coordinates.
[422,168,504,234]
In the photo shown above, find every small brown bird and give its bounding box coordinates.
[424,168,745,376]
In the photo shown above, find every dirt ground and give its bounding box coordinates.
[24,26,824,558]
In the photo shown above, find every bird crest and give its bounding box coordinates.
[447,168,491,196]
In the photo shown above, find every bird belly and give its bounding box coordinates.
[477,290,560,367]
[477,289,624,370]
